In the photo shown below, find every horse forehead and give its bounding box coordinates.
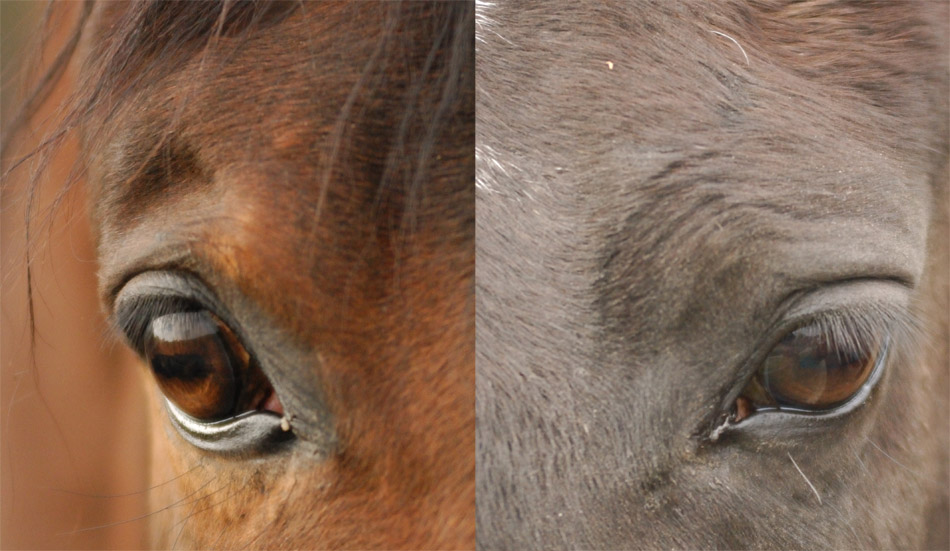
[476,3,932,293]
[476,132,928,323]
[88,12,406,238]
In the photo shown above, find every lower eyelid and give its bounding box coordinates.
[163,398,293,455]
[711,338,890,440]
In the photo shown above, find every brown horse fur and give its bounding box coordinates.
[476,1,948,549]
[6,1,474,549]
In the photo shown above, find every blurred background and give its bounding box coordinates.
[2,3,149,548]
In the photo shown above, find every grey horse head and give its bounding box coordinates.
[475,1,949,548]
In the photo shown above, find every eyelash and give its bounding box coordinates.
[794,303,920,365]
[113,294,206,351]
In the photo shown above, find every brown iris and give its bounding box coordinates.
[145,310,277,421]
[734,324,881,421]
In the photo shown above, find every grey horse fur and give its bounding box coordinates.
[475,1,949,549]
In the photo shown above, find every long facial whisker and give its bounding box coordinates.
[60,475,218,534]
[866,438,938,485]
[171,492,200,550]
[48,463,207,499]
[787,451,822,505]
[167,480,236,548]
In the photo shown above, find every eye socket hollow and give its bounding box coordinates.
[733,323,885,421]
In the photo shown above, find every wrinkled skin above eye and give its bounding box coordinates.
[736,323,883,420]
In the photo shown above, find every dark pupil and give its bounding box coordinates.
[760,328,877,410]
[151,354,213,381]
[145,311,237,421]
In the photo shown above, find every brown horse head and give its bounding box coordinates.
[8,1,473,548]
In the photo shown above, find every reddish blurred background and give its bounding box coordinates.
[2,3,149,548]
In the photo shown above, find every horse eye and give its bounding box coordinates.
[733,324,884,420]
[145,310,277,422]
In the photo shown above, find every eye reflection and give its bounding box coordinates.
[141,307,281,423]
[733,323,885,421]
[146,311,239,421]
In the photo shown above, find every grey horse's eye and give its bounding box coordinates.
[733,323,885,421]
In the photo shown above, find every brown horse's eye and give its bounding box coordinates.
[733,323,884,421]
[114,273,290,453]
[145,311,241,421]
[144,308,280,424]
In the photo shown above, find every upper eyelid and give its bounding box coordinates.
[114,271,217,308]
[768,279,916,353]
[782,307,912,356]
[776,277,914,326]
[776,282,919,353]
[112,272,230,348]
[113,295,197,349]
